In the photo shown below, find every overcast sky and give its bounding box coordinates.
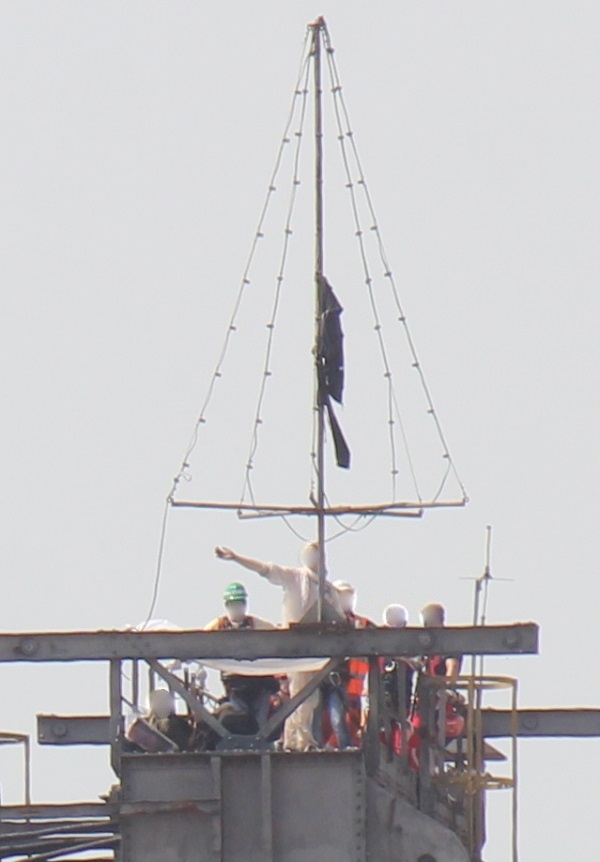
[1,2,599,860]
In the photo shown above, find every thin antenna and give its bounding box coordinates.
[311,16,327,621]
[476,525,493,678]
[469,526,490,678]
[465,525,513,677]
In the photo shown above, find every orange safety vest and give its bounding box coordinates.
[347,658,369,698]
[345,613,374,699]
[215,616,256,631]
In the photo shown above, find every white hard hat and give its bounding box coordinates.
[301,542,320,570]
[383,604,409,627]
[149,689,174,718]
[333,580,356,593]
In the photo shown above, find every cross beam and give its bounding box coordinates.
[1,624,538,663]
[481,708,600,738]
[171,500,466,515]
[38,707,600,748]
[38,715,110,746]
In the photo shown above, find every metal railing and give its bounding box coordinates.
[415,675,518,862]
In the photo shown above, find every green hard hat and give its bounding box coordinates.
[223,582,248,605]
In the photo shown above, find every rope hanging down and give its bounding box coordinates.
[143,34,313,621]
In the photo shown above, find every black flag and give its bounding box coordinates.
[318,276,351,468]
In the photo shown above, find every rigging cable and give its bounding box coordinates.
[167,30,312,504]
[140,498,170,630]
[323,23,468,504]
[144,33,312,621]
[323,34,421,505]
[241,54,312,507]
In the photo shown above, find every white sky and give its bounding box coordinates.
[0,2,599,860]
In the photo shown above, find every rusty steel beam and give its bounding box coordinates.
[35,706,600,748]
[0,624,538,663]
[0,803,116,821]
[482,708,600,738]
[37,716,110,746]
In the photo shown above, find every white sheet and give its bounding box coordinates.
[202,657,328,676]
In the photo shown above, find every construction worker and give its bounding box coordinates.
[204,582,276,631]
[382,603,415,709]
[205,583,279,732]
[214,542,341,625]
[334,580,372,629]
[419,602,461,679]
[380,604,415,756]
[146,689,195,752]
[383,603,409,628]
[214,542,343,751]
[411,603,465,770]
[321,581,373,748]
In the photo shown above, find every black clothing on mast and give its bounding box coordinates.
[318,276,350,469]
[320,277,345,403]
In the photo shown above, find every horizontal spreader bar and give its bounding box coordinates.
[170,499,467,516]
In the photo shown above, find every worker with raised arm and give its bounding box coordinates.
[214,541,342,751]
[214,541,340,625]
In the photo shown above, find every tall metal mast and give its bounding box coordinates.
[312,18,326,620]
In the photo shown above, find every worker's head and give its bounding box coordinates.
[420,603,446,628]
[333,580,356,614]
[383,604,409,628]
[301,541,320,572]
[149,688,175,719]
[223,582,249,624]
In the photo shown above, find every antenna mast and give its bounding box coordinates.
[471,525,493,679]
[312,17,326,620]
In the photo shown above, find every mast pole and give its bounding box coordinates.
[313,17,326,621]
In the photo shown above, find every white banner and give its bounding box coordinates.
[202,657,329,676]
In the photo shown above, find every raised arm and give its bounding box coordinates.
[214,546,270,577]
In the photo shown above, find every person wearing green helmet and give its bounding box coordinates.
[204,581,276,631]
[205,582,279,735]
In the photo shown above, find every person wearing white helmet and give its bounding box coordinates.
[146,689,194,751]
[383,603,409,628]
[214,542,343,751]
[321,581,373,748]
[381,603,416,737]
[419,603,461,680]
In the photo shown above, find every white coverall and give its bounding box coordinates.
[261,562,338,750]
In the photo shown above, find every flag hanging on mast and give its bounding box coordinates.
[318,276,351,469]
